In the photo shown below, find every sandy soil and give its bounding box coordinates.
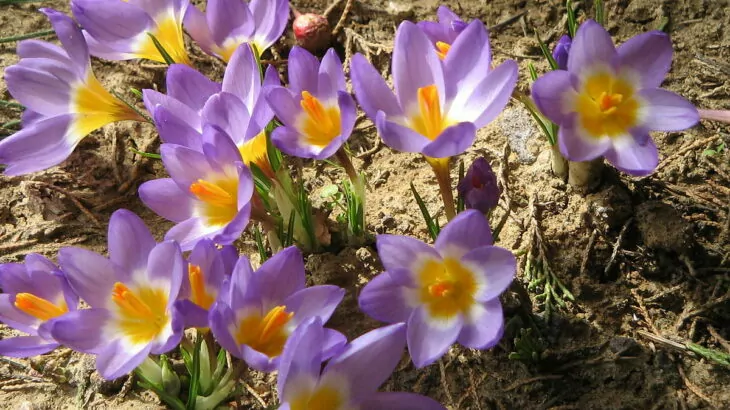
[1,0,729,409]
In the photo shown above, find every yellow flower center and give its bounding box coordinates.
[137,13,190,65]
[410,84,454,141]
[239,131,275,179]
[299,91,342,148]
[417,257,478,319]
[290,385,345,410]
[189,177,239,227]
[14,293,68,322]
[575,71,640,138]
[214,40,262,63]
[235,305,293,357]
[112,282,169,345]
[188,264,215,310]
[435,41,451,60]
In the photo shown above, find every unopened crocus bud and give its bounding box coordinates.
[457,157,500,214]
[293,12,331,52]
[136,357,163,386]
[552,34,572,70]
[160,355,181,397]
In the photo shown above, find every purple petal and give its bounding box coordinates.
[160,143,214,190]
[639,88,699,131]
[226,256,258,308]
[376,234,440,274]
[454,60,519,129]
[287,46,320,95]
[249,0,289,51]
[17,39,67,61]
[139,178,195,222]
[617,31,673,89]
[434,210,493,257]
[5,64,72,116]
[317,48,346,101]
[350,53,402,119]
[568,20,616,72]
[361,392,447,410]
[264,86,301,129]
[284,286,345,326]
[557,115,612,162]
[164,217,218,252]
[321,328,347,360]
[375,112,430,153]
[421,122,477,158]
[358,272,412,323]
[255,247,306,307]
[209,302,241,356]
[241,344,277,372]
[97,339,152,380]
[108,209,156,278]
[393,22,444,112]
[324,323,406,398]
[145,241,184,308]
[166,64,220,112]
[202,93,251,147]
[277,317,325,396]
[462,246,516,302]
[443,20,491,103]
[58,247,117,308]
[0,336,58,358]
[245,65,279,140]
[40,8,89,74]
[270,126,312,158]
[0,114,77,176]
[0,294,37,334]
[50,308,110,354]
[71,0,151,43]
[604,134,659,177]
[223,43,260,109]
[176,299,209,327]
[183,5,214,54]
[531,70,574,124]
[437,5,460,26]
[406,307,462,368]
[143,89,201,129]
[151,306,185,354]
[206,0,254,46]
[457,299,504,349]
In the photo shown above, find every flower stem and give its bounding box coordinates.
[335,147,359,187]
[550,144,568,180]
[568,159,603,194]
[426,156,456,221]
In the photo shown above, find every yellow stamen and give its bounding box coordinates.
[435,41,451,60]
[137,13,190,65]
[411,84,453,141]
[188,177,239,227]
[188,264,215,310]
[239,131,275,179]
[290,385,344,410]
[299,91,342,148]
[575,71,639,139]
[14,293,68,322]
[111,282,169,345]
[235,305,294,357]
[418,258,478,319]
[190,179,235,207]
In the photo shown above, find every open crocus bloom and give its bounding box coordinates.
[0,9,143,175]
[50,210,185,380]
[71,0,190,64]
[138,126,254,251]
[184,0,289,62]
[532,20,699,176]
[277,318,447,410]
[351,20,518,160]
[209,247,346,372]
[176,239,237,328]
[0,254,78,357]
[359,210,516,368]
[264,47,357,160]
[416,5,468,59]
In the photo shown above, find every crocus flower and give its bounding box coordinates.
[277,318,447,410]
[552,34,572,70]
[138,126,254,251]
[417,5,468,60]
[209,246,346,372]
[0,9,143,175]
[0,254,78,357]
[531,20,700,176]
[176,239,237,328]
[264,47,356,160]
[50,209,185,380]
[71,0,190,64]
[359,210,516,368]
[351,20,518,160]
[457,157,500,213]
[184,0,289,62]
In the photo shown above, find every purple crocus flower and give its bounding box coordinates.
[176,239,237,328]
[264,47,356,160]
[0,254,78,357]
[532,20,700,176]
[359,210,516,368]
[138,125,254,251]
[552,34,572,70]
[209,246,346,372]
[351,20,518,160]
[184,0,289,62]
[277,318,447,410]
[49,209,185,380]
[417,5,468,60]
[71,0,190,64]
[457,157,500,213]
[0,9,143,176]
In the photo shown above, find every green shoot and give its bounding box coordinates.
[186,335,203,410]
[0,29,55,44]
[129,88,144,99]
[0,100,24,110]
[253,225,269,262]
[535,31,559,71]
[146,33,175,65]
[566,0,578,37]
[687,343,730,368]
[595,0,606,26]
[342,177,365,242]
[283,212,296,248]
[410,183,440,241]
[517,88,558,146]
[702,142,726,157]
[508,328,545,364]
[129,147,162,159]
[524,251,574,319]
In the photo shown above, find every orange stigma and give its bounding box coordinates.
[413,84,450,141]
[435,41,451,60]
[14,293,67,322]
[597,92,623,114]
[188,264,215,310]
[189,179,236,207]
[428,281,453,298]
[112,282,154,317]
[299,91,341,148]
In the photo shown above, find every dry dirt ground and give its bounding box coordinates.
[1,0,730,409]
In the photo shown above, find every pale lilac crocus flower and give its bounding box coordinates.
[264,47,356,161]
[0,254,78,357]
[71,0,190,64]
[277,318,447,410]
[50,209,185,380]
[359,210,516,368]
[138,126,254,251]
[417,5,468,59]
[184,0,289,62]
[532,20,699,176]
[209,246,346,372]
[0,9,143,175]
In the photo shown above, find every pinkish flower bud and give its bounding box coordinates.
[458,157,500,214]
[293,12,331,52]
